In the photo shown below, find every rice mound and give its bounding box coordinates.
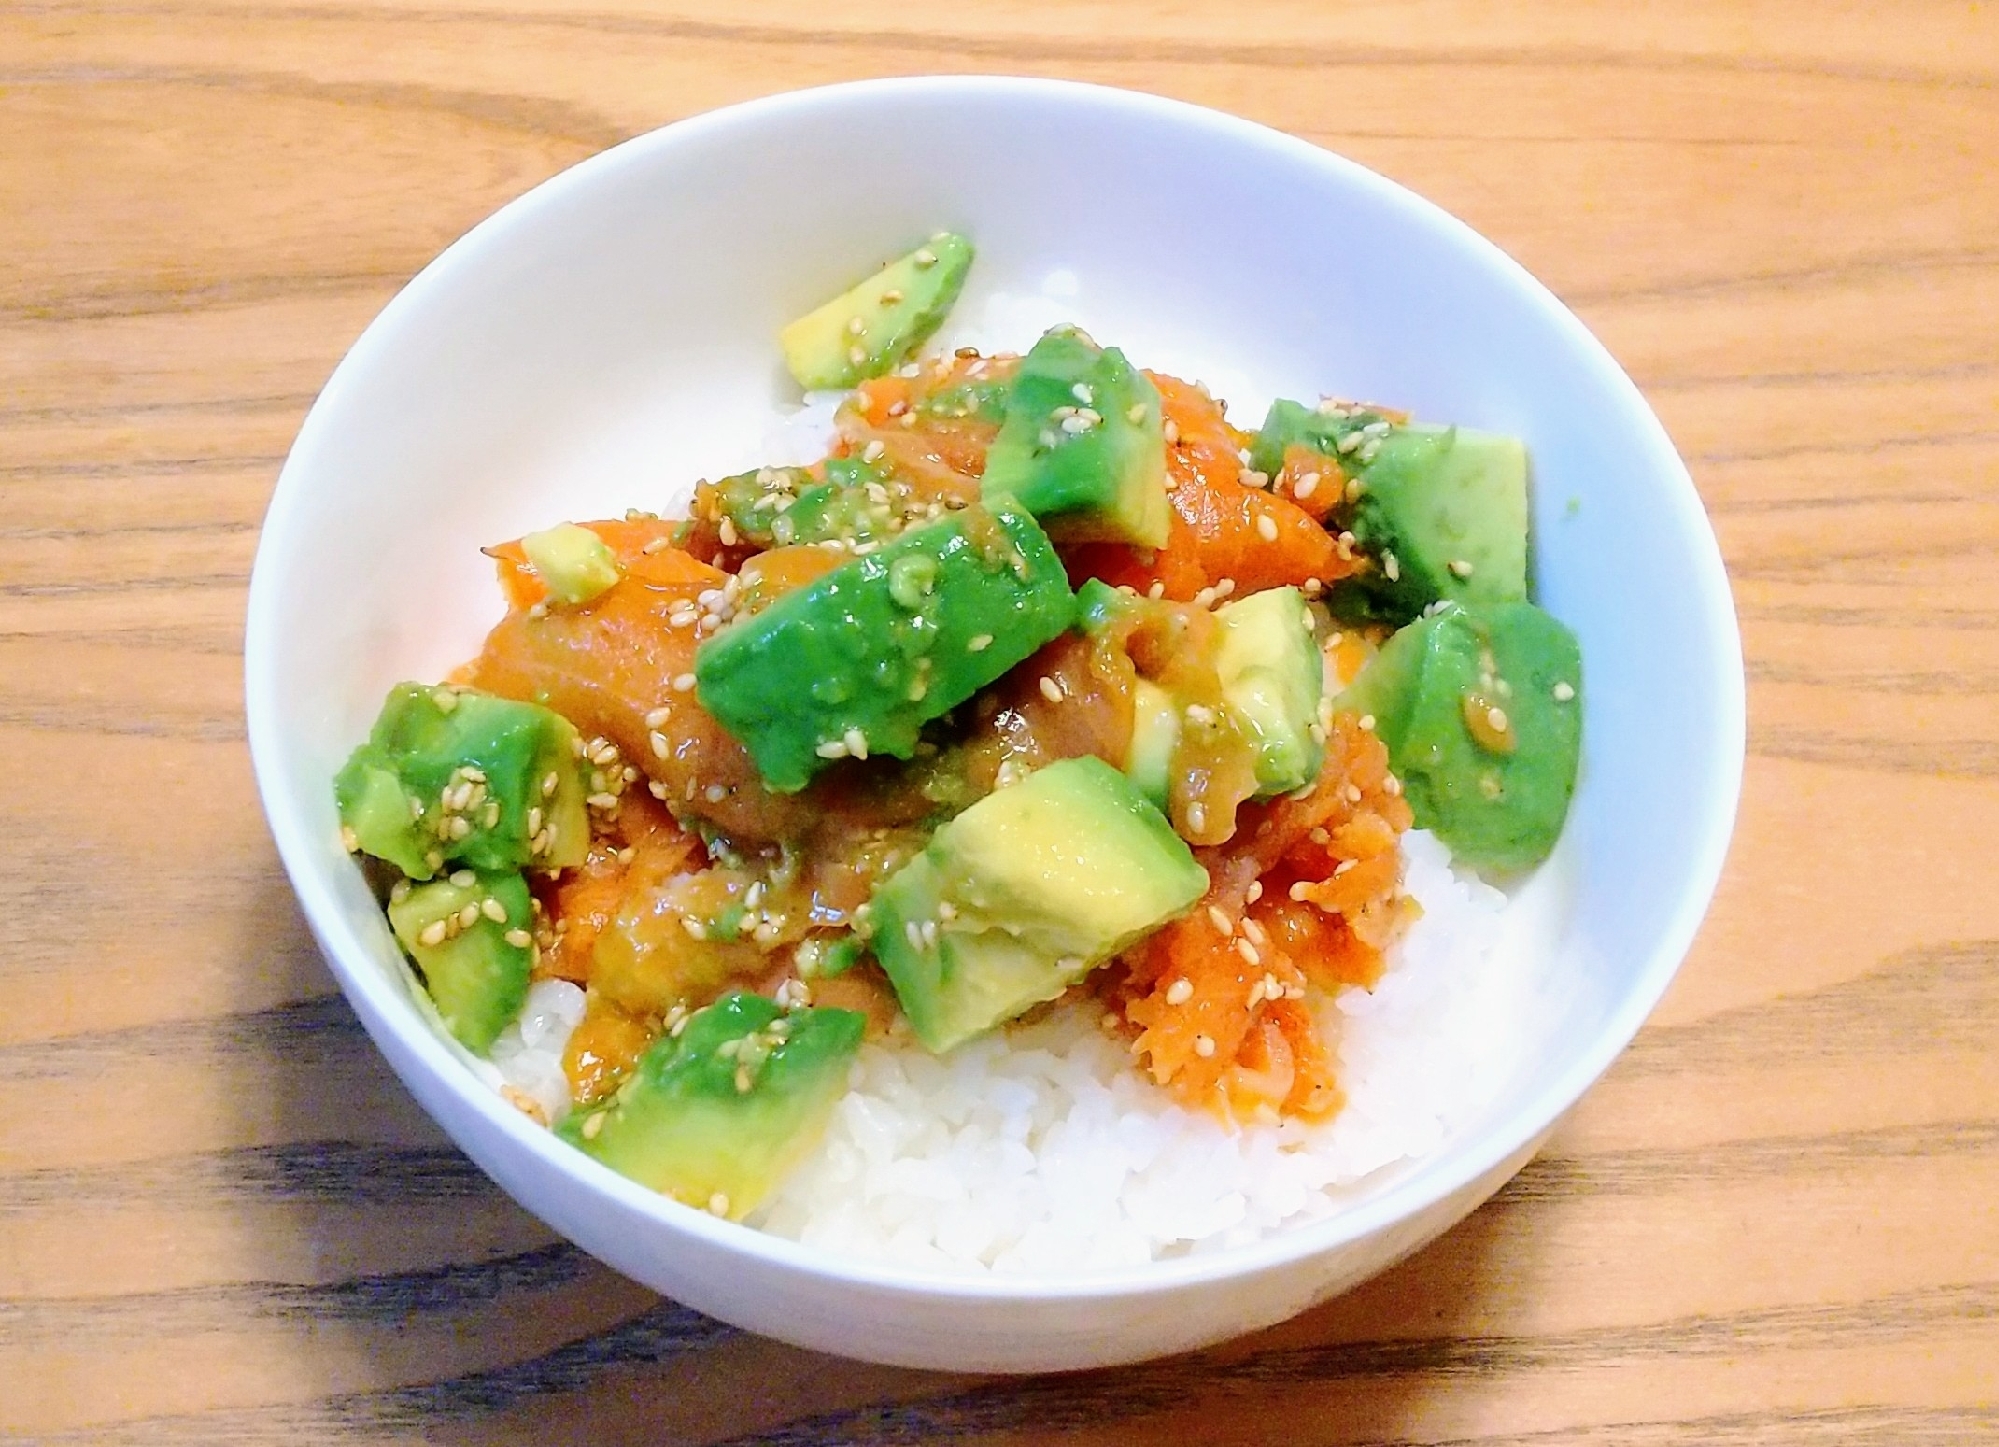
[749,830,1516,1272]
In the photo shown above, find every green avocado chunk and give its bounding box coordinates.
[869,756,1209,1053]
[335,684,590,879]
[780,233,975,391]
[1124,678,1182,810]
[1213,585,1326,797]
[520,523,620,605]
[557,992,865,1219]
[386,868,533,1054]
[981,327,1169,549]
[1251,398,1528,623]
[696,458,933,554]
[694,501,1075,793]
[1337,601,1582,872]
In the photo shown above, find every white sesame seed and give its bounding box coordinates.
[1166,978,1194,1005]
[1147,581,1166,599]
[1163,419,1180,445]
[1289,881,1310,902]
[1488,706,1511,732]
[1234,937,1261,966]
[844,727,869,760]
[681,916,706,940]
[1212,577,1236,599]
[1246,880,1263,904]
[1207,905,1232,934]
[1255,514,1279,543]
[1193,1034,1216,1058]
[1449,558,1475,578]
[504,928,532,948]
[417,920,448,948]
[905,920,924,949]
[863,440,886,463]
[912,248,937,268]
[1242,917,1269,947]
[708,1192,730,1215]
[449,868,476,887]
[1187,802,1208,834]
[967,633,993,652]
[1554,681,1577,702]
[1359,713,1376,731]
[582,1112,604,1140]
[1038,675,1064,704]
[673,672,697,692]
[481,897,508,923]
[1295,472,1320,499]
[1383,552,1401,582]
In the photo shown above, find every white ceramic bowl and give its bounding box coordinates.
[245,76,1743,1372]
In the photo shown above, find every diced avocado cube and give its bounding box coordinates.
[780,233,975,391]
[557,992,865,1219]
[1125,678,1182,810]
[1338,601,1582,872]
[521,523,621,604]
[1252,399,1528,623]
[694,501,1075,792]
[870,756,1208,1052]
[698,460,922,553]
[335,684,589,879]
[982,327,1169,549]
[1213,586,1325,797]
[387,868,534,1053]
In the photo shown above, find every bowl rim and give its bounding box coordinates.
[245,72,1746,1302]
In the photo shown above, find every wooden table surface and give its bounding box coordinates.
[5,1,1997,1440]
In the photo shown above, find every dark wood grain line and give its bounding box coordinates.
[0,1141,494,1210]
[1745,658,1999,696]
[1710,487,1989,517]
[1616,940,1998,1078]
[710,1286,1998,1446]
[19,2,1999,92]
[0,454,288,480]
[1751,728,1999,778]
[0,267,410,323]
[1499,1120,1999,1204]
[1641,358,1999,391]
[1726,534,1997,583]
[1397,1406,1999,1447]
[0,625,244,653]
[1737,601,1999,630]
[0,571,248,600]
[1689,426,1999,467]
[0,520,260,543]
[37,1298,736,1444]
[0,1242,589,1337]
[0,995,363,1080]
[0,704,247,743]
[0,391,319,426]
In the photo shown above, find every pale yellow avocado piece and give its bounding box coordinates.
[521,523,621,605]
[779,233,975,391]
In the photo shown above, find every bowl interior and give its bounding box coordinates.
[247,78,1741,1306]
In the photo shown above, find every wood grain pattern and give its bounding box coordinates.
[2,1,1995,1440]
